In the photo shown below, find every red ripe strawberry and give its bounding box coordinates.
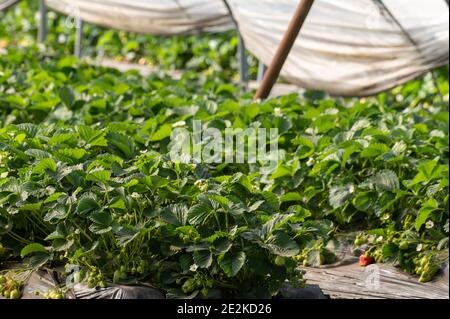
[359,253,374,267]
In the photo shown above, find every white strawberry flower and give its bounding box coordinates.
[190,264,198,272]
[306,158,315,167]
[426,221,435,229]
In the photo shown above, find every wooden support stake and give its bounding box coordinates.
[254,0,315,100]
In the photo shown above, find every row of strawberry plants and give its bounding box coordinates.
[1,44,448,292]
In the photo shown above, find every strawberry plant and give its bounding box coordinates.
[0,0,449,300]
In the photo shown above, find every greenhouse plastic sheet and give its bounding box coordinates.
[40,0,449,96]
[0,0,19,11]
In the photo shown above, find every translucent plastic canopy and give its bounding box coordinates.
[0,0,19,11]
[229,0,450,96]
[4,0,450,96]
[44,0,234,35]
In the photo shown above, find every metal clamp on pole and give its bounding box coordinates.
[38,0,47,43]
[254,0,315,100]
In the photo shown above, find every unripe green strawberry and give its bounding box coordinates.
[182,278,196,294]
[420,257,428,267]
[274,256,286,266]
[113,270,122,284]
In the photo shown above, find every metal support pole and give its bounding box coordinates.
[74,17,83,58]
[257,61,267,83]
[38,0,47,43]
[238,33,249,85]
[254,0,315,100]
[221,0,248,86]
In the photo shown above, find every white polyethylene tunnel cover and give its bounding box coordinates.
[44,0,234,35]
[0,0,20,11]
[229,0,449,96]
[42,0,449,96]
